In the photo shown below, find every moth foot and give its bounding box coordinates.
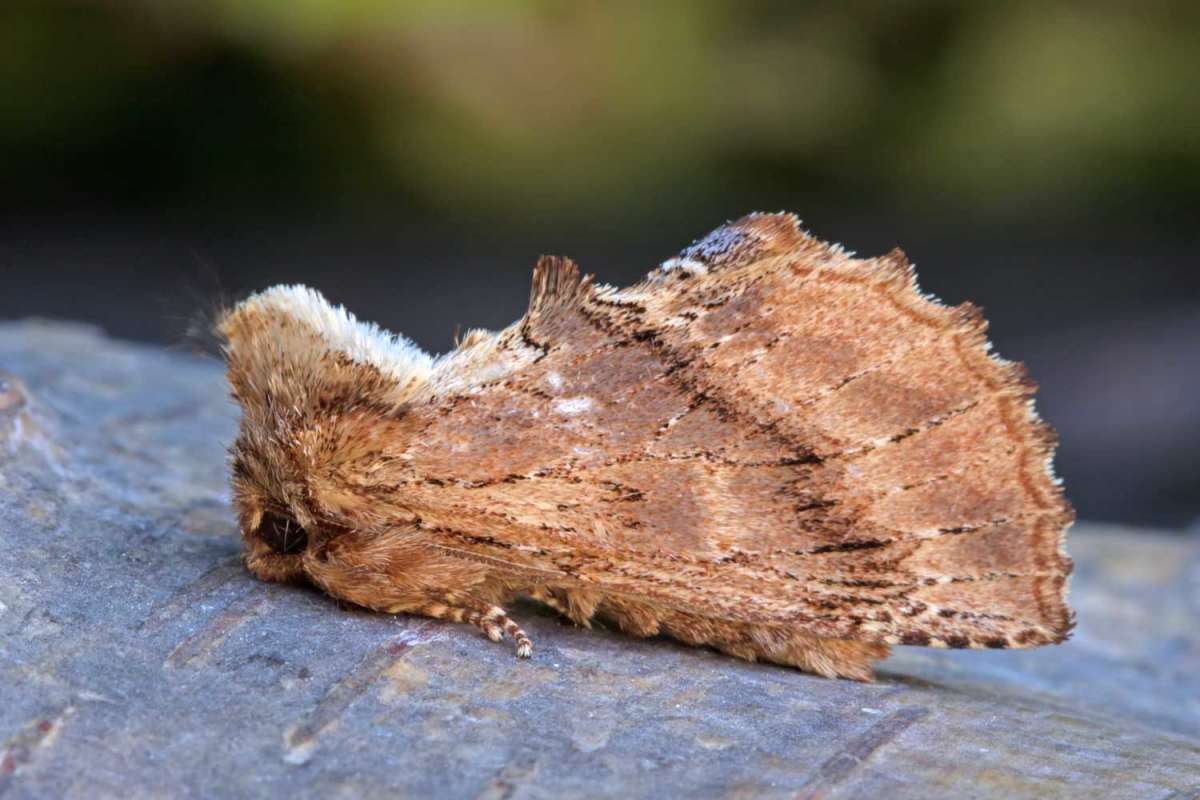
[476,605,533,659]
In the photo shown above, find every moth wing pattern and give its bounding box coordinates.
[328,213,1074,650]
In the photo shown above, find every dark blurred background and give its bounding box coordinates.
[1,1,1197,528]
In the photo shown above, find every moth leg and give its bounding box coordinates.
[528,586,594,629]
[417,600,533,659]
[478,605,533,659]
[529,587,572,618]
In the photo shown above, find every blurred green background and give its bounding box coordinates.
[1,0,1198,527]
[4,1,1198,218]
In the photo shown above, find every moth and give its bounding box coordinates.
[219,213,1073,680]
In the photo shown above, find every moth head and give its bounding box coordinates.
[217,285,433,572]
[228,430,316,577]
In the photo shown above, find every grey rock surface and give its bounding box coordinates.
[1,320,1197,799]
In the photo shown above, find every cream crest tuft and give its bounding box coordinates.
[235,284,433,387]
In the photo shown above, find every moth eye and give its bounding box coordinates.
[256,511,309,555]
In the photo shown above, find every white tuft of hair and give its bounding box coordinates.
[239,284,433,384]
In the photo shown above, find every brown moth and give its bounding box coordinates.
[218,213,1073,681]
